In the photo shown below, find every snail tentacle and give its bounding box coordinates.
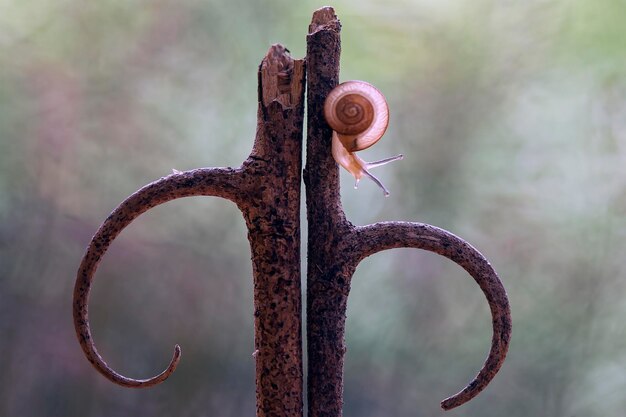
[359,170,389,196]
[358,153,405,196]
[366,154,404,169]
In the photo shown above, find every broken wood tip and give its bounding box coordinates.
[260,44,304,109]
[309,6,340,34]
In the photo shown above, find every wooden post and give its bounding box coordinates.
[304,7,511,416]
[304,8,352,417]
[74,8,510,417]
[73,44,306,417]
[244,44,305,417]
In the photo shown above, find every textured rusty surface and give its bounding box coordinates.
[304,6,511,415]
[73,44,305,416]
[304,8,352,417]
[354,222,512,410]
[245,45,305,417]
[73,167,243,388]
[74,8,510,416]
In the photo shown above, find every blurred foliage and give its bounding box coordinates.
[1,0,626,416]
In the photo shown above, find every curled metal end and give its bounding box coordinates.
[73,246,182,387]
[438,234,511,410]
[74,265,183,387]
[90,344,182,388]
[71,176,190,388]
[72,169,243,388]
[438,277,511,410]
[354,222,511,411]
[439,323,509,410]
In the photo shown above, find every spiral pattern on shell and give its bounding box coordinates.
[332,93,374,135]
[324,80,389,151]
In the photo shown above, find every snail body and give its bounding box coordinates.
[324,80,403,196]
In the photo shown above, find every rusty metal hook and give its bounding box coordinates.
[305,7,511,414]
[73,44,306,416]
[73,168,243,387]
[355,222,511,410]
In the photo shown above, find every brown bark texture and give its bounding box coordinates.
[73,7,511,417]
[73,44,305,417]
[304,7,511,416]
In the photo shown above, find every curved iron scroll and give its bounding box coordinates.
[73,9,511,417]
[74,44,306,416]
[73,168,243,387]
[304,7,511,415]
[355,222,511,410]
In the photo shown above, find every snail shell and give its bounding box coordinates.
[324,80,389,152]
[324,80,402,196]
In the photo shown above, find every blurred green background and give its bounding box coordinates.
[1,0,625,416]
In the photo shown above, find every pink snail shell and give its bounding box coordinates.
[324,80,402,196]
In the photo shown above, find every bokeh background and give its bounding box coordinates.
[1,0,626,416]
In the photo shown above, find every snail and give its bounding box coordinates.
[324,80,403,196]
